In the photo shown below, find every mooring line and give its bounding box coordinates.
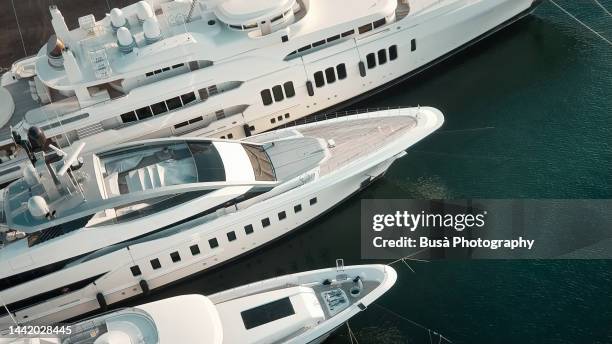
[372,303,453,343]
[592,0,612,17]
[549,0,612,46]
[10,0,28,57]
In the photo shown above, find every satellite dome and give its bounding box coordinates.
[28,196,50,219]
[143,18,161,44]
[136,1,155,23]
[110,8,127,31]
[117,27,136,53]
[27,126,47,152]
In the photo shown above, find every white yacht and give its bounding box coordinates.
[0,107,442,329]
[0,0,541,185]
[0,264,396,344]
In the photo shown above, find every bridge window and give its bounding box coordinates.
[366,53,376,69]
[136,106,153,120]
[121,111,137,123]
[325,67,336,84]
[314,71,325,88]
[130,265,141,277]
[336,64,347,80]
[283,82,295,98]
[244,224,254,235]
[389,45,398,61]
[278,211,287,220]
[272,85,284,102]
[150,258,161,270]
[327,34,340,43]
[166,96,182,110]
[261,89,273,106]
[294,204,302,213]
[151,101,168,115]
[181,92,196,105]
[359,23,373,34]
[313,40,325,48]
[378,49,387,65]
[341,29,355,37]
[373,18,386,29]
[261,218,271,228]
[190,244,200,255]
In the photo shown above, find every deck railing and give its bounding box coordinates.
[278,106,418,129]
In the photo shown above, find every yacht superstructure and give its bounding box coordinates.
[0,107,442,328]
[1,265,396,344]
[0,0,540,185]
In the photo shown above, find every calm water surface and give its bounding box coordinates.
[95,1,611,343]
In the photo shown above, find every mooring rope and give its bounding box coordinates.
[592,0,612,17]
[10,0,28,57]
[346,321,360,344]
[372,303,453,343]
[549,0,612,46]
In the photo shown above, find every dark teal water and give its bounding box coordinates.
[125,2,612,343]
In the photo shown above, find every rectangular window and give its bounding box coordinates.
[373,18,386,29]
[172,63,184,69]
[314,71,325,88]
[366,53,376,69]
[216,109,225,120]
[309,197,317,205]
[378,49,387,65]
[261,89,273,106]
[341,29,355,37]
[325,67,336,84]
[170,251,181,263]
[209,238,219,249]
[278,211,287,220]
[162,67,170,72]
[181,92,196,105]
[272,85,284,102]
[121,111,137,123]
[298,45,311,52]
[151,101,168,115]
[312,40,325,48]
[389,45,398,61]
[294,204,302,213]
[358,23,373,34]
[198,88,209,101]
[189,116,203,124]
[271,118,276,124]
[174,121,189,129]
[284,113,290,119]
[411,39,417,51]
[327,35,340,42]
[261,218,271,228]
[150,258,161,270]
[241,297,295,330]
[154,69,162,75]
[283,82,295,98]
[227,231,237,242]
[166,96,182,110]
[190,244,200,255]
[336,64,347,80]
[146,72,154,77]
[244,224,254,235]
[130,265,141,277]
[136,106,153,120]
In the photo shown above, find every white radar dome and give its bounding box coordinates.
[110,8,127,30]
[136,1,155,23]
[143,18,161,44]
[28,196,50,219]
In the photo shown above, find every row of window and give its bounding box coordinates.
[366,45,399,70]
[261,81,295,106]
[229,8,292,31]
[121,91,196,124]
[287,17,387,58]
[129,197,318,278]
[270,113,290,124]
[145,63,185,77]
[314,63,347,88]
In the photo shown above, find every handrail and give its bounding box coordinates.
[278,106,417,129]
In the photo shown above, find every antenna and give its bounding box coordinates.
[48,144,67,157]
[57,142,85,176]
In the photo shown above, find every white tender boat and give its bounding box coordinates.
[0,107,441,328]
[0,264,396,344]
[0,0,541,185]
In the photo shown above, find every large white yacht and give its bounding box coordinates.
[0,265,396,344]
[0,107,442,328]
[0,0,540,185]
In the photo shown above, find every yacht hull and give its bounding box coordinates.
[0,109,442,328]
[0,0,538,186]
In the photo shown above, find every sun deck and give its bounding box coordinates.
[299,114,418,175]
